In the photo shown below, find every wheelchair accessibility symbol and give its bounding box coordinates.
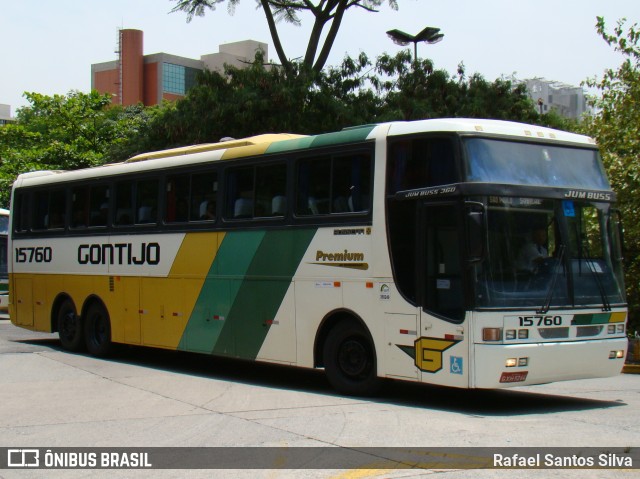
[450,356,463,375]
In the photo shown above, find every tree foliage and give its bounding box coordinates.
[170,0,397,73]
[582,17,640,332]
[372,52,539,122]
[0,91,149,207]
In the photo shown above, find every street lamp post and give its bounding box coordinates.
[386,26,444,63]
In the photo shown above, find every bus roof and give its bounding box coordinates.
[126,133,307,162]
[12,119,596,188]
[386,118,595,145]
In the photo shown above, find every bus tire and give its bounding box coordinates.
[323,320,380,396]
[57,299,84,352]
[84,302,112,357]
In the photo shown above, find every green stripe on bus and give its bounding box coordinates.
[179,231,265,353]
[179,228,316,358]
[265,125,376,154]
[265,137,315,154]
[212,228,316,359]
[308,126,376,148]
[571,313,613,325]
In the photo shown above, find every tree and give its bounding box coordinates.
[109,50,383,159]
[372,52,539,123]
[170,0,397,73]
[582,17,640,333]
[0,91,148,207]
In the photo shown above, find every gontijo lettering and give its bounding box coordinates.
[78,243,160,265]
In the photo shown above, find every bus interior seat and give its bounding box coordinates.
[234,198,253,218]
[137,206,153,223]
[271,196,286,216]
[333,196,349,213]
[308,197,320,215]
[115,208,132,225]
[199,201,208,218]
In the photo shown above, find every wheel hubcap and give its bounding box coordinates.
[338,339,369,377]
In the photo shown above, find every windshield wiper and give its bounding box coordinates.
[536,244,565,314]
[582,248,612,312]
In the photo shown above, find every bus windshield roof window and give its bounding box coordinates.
[474,196,625,310]
[463,138,609,189]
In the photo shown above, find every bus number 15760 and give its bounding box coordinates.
[15,246,53,263]
[519,315,563,327]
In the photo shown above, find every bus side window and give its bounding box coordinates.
[296,157,330,216]
[165,174,190,223]
[255,163,286,217]
[13,192,30,233]
[388,138,458,194]
[332,153,371,213]
[226,166,254,219]
[71,187,89,229]
[33,191,50,230]
[191,171,218,222]
[33,190,66,231]
[48,190,66,229]
[89,185,109,227]
[136,179,159,224]
[114,181,134,226]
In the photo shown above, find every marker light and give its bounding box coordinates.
[483,328,502,341]
[505,358,517,367]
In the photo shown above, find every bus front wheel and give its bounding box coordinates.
[57,299,83,352]
[84,302,112,357]
[323,320,380,396]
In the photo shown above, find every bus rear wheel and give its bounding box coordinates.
[84,302,112,357]
[57,299,83,352]
[323,320,380,396]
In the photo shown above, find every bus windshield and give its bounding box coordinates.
[475,196,626,310]
[464,138,610,189]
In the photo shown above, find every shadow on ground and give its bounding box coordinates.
[8,327,625,417]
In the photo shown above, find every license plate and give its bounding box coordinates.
[499,371,528,383]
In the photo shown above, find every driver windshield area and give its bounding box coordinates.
[475,196,625,310]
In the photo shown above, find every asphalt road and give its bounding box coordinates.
[0,319,638,479]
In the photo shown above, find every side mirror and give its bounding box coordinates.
[465,201,485,262]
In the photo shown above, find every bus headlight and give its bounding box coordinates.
[483,328,502,341]
[505,358,517,367]
[609,350,624,359]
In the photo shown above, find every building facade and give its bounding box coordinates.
[91,29,268,106]
[523,78,588,120]
[0,104,14,126]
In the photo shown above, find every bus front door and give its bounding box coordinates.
[418,202,469,387]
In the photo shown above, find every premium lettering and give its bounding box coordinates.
[78,243,160,265]
[316,250,364,262]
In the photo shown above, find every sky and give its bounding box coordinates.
[1,0,639,114]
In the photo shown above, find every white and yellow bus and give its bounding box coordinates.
[0,208,9,316]
[8,119,627,394]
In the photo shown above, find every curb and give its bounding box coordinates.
[622,364,640,374]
